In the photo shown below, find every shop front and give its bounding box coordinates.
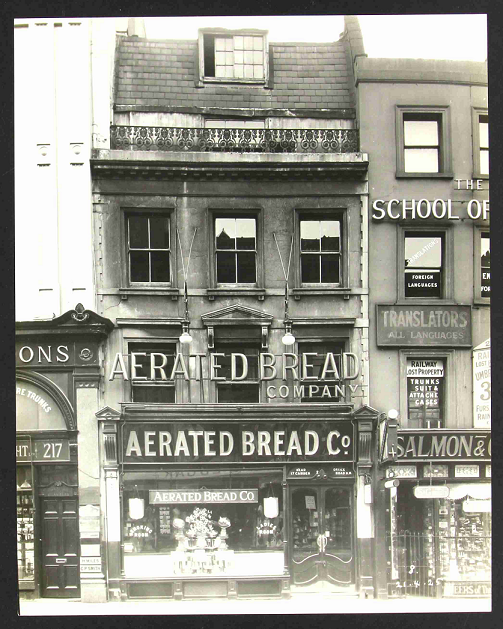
[382,430,491,599]
[98,404,377,600]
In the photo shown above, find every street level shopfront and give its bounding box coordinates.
[16,306,113,601]
[382,430,491,599]
[97,404,378,600]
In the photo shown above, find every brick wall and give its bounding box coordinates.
[115,37,353,110]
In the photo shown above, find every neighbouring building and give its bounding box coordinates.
[15,19,114,602]
[356,54,491,599]
[90,16,377,601]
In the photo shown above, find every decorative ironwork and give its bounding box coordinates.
[110,126,359,154]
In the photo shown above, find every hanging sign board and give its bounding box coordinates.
[473,339,491,429]
[149,489,258,504]
[305,496,316,510]
[413,485,450,499]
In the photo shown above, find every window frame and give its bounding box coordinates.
[293,208,349,292]
[472,108,489,179]
[296,339,347,403]
[208,208,264,296]
[212,339,262,404]
[198,28,269,86]
[395,106,453,179]
[473,227,491,305]
[399,349,455,429]
[120,208,177,296]
[126,340,179,404]
[397,225,454,303]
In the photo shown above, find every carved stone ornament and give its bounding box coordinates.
[71,303,90,323]
[79,347,94,361]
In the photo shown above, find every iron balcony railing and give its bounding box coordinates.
[110,126,359,154]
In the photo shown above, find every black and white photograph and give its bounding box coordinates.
[14,12,492,617]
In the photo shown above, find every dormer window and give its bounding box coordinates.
[199,29,268,85]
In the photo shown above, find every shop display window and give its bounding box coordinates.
[122,469,283,578]
[390,483,491,596]
[17,466,34,581]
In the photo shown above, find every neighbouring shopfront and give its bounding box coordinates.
[98,404,378,600]
[16,306,113,601]
[383,430,491,599]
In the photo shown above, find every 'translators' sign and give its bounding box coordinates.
[376,305,472,347]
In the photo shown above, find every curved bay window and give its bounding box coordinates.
[122,469,284,578]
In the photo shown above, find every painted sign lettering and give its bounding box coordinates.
[149,489,258,504]
[396,431,490,461]
[123,422,354,464]
[376,305,472,347]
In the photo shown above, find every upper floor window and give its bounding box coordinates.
[215,217,257,285]
[473,109,489,178]
[127,215,171,284]
[404,233,443,298]
[407,358,444,428]
[481,234,490,297]
[199,29,268,84]
[396,107,452,178]
[212,342,260,403]
[300,218,342,285]
[129,343,176,403]
[296,342,345,402]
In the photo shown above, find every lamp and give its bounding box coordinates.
[273,233,296,346]
[177,228,198,345]
[387,409,399,420]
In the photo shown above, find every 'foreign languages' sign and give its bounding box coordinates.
[396,431,490,461]
[123,421,354,463]
[376,305,472,347]
[149,489,258,504]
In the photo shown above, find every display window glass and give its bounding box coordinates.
[404,233,443,298]
[389,483,491,596]
[122,469,284,578]
[17,466,35,581]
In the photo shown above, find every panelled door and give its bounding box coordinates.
[40,498,80,598]
[290,485,354,587]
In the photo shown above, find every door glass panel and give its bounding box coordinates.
[291,487,320,560]
[324,488,352,556]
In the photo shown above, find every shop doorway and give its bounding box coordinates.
[40,498,80,598]
[290,486,354,588]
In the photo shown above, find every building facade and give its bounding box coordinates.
[356,56,491,599]
[90,17,380,600]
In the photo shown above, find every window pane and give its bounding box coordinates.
[215,38,227,51]
[244,65,254,78]
[151,251,170,282]
[129,216,148,248]
[244,51,254,64]
[405,236,442,269]
[234,65,244,78]
[407,360,444,428]
[215,51,226,66]
[149,217,169,249]
[405,269,441,298]
[253,51,263,64]
[218,384,259,403]
[320,221,340,251]
[300,221,320,252]
[225,38,233,52]
[481,235,490,296]
[404,148,439,173]
[234,51,243,64]
[244,36,253,50]
[216,218,236,249]
[301,254,320,283]
[253,37,263,51]
[215,345,259,379]
[479,120,489,149]
[404,120,439,146]
[321,254,340,283]
[236,219,256,250]
[253,65,264,79]
[234,36,244,50]
[216,251,236,283]
[480,150,489,176]
[237,251,256,283]
[133,386,175,403]
[215,65,226,78]
[130,251,149,282]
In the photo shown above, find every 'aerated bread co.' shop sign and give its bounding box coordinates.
[123,422,354,464]
[376,305,472,347]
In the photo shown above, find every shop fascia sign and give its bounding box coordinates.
[108,350,362,400]
[396,430,491,461]
[413,485,450,499]
[123,421,354,463]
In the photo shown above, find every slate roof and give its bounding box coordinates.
[115,37,354,111]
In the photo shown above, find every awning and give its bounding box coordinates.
[446,483,491,500]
